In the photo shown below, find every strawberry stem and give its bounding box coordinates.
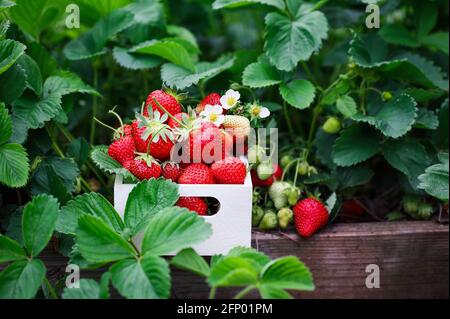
[94,117,119,135]
[152,98,188,129]
[108,109,125,136]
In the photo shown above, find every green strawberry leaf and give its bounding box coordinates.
[260,256,315,292]
[161,54,235,90]
[90,145,137,181]
[414,108,439,130]
[57,192,124,235]
[171,248,210,277]
[124,179,179,235]
[208,256,260,288]
[212,0,285,10]
[335,165,374,189]
[242,56,282,89]
[418,153,449,201]
[351,94,418,139]
[432,99,449,150]
[131,39,196,71]
[0,259,46,299]
[112,46,161,70]
[0,143,30,188]
[264,6,328,71]
[141,207,212,256]
[379,24,419,48]
[76,215,136,264]
[349,33,449,91]
[17,54,43,96]
[0,102,12,145]
[62,276,111,299]
[22,194,59,257]
[0,234,27,264]
[336,95,358,118]
[382,138,434,189]
[9,0,64,41]
[332,125,380,167]
[30,157,79,201]
[0,62,27,105]
[0,39,26,76]
[280,79,316,110]
[64,9,135,60]
[110,255,170,299]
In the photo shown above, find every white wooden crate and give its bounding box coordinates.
[114,173,253,256]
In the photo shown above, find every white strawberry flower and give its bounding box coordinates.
[250,104,270,119]
[220,89,241,110]
[200,104,225,126]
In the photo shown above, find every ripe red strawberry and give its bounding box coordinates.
[108,136,135,166]
[128,155,162,180]
[176,197,208,216]
[168,113,187,128]
[197,93,221,113]
[131,120,174,161]
[145,90,182,118]
[211,157,247,184]
[293,198,329,238]
[189,122,232,164]
[162,162,182,182]
[273,164,283,180]
[341,199,365,216]
[251,169,274,187]
[178,163,214,184]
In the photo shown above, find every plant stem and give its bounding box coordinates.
[301,62,321,88]
[283,100,296,143]
[90,63,99,145]
[233,286,255,299]
[306,104,321,149]
[44,277,58,299]
[209,287,217,299]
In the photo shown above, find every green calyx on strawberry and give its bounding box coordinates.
[133,111,175,161]
[128,154,162,180]
[293,198,329,238]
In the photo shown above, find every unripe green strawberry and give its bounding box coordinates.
[307,165,318,176]
[402,195,420,215]
[259,210,278,231]
[322,117,341,134]
[417,202,434,220]
[382,91,393,102]
[257,161,274,181]
[252,206,265,227]
[268,181,291,210]
[278,208,293,229]
[297,161,309,176]
[248,145,266,165]
[280,154,294,169]
[286,187,301,206]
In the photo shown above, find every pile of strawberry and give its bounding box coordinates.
[106,89,250,215]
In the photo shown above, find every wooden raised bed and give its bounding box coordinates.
[39,221,449,299]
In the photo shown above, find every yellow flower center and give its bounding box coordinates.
[210,113,219,122]
[251,106,261,116]
[227,97,236,106]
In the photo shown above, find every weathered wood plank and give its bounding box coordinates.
[4,221,448,299]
